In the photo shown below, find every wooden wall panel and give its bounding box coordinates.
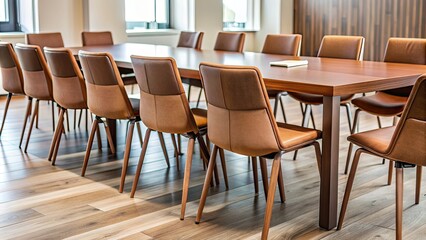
[294,0,426,61]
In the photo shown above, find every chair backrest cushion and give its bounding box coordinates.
[82,31,114,46]
[214,32,246,52]
[262,34,302,56]
[44,47,87,109]
[199,63,282,156]
[318,35,365,60]
[78,51,134,119]
[177,31,204,50]
[26,32,64,54]
[0,42,25,94]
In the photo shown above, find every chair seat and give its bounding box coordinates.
[129,98,140,116]
[191,108,207,128]
[351,92,408,116]
[288,92,353,105]
[348,126,395,156]
[267,89,287,99]
[277,122,322,149]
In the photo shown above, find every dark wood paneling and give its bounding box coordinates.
[294,0,426,61]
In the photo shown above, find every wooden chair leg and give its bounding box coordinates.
[293,104,312,160]
[273,95,279,117]
[65,109,70,132]
[119,120,135,193]
[277,163,285,203]
[195,145,218,224]
[197,135,215,187]
[416,165,422,204]
[73,109,77,130]
[218,148,228,189]
[48,108,65,161]
[85,109,88,132]
[104,122,116,154]
[278,94,288,123]
[337,148,363,230]
[177,134,182,155]
[261,152,282,240]
[313,141,322,174]
[130,129,152,198]
[136,122,143,147]
[81,119,99,176]
[51,101,55,131]
[252,156,259,194]
[388,160,393,185]
[345,109,361,174]
[260,157,269,198]
[19,97,33,148]
[170,134,180,171]
[158,132,170,168]
[78,109,83,128]
[0,93,12,136]
[377,116,382,128]
[51,119,64,165]
[344,103,353,133]
[180,137,195,220]
[96,121,102,150]
[395,164,403,240]
[24,100,39,153]
[195,88,203,108]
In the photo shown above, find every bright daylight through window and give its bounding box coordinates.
[0,0,8,22]
[125,0,170,31]
[223,0,260,31]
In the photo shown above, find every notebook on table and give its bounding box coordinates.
[270,60,308,68]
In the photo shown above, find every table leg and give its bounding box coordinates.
[319,96,340,230]
[106,118,117,150]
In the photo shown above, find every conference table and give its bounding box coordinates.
[69,43,426,230]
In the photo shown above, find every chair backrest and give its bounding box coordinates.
[199,62,283,156]
[78,51,134,119]
[386,75,426,166]
[381,38,426,97]
[14,44,53,100]
[214,32,246,52]
[0,42,25,94]
[82,31,114,46]
[26,32,64,54]
[262,34,302,56]
[131,56,199,134]
[177,31,204,50]
[317,35,365,60]
[44,47,87,110]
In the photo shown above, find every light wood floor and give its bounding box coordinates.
[0,92,424,240]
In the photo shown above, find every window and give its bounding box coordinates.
[125,0,170,30]
[0,0,20,32]
[223,0,260,31]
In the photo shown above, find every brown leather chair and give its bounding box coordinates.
[0,43,26,137]
[177,31,205,107]
[337,75,426,240]
[345,38,426,174]
[262,34,302,122]
[82,31,114,46]
[44,47,105,165]
[214,32,246,52]
[78,50,145,193]
[14,43,55,152]
[129,56,227,220]
[81,31,137,88]
[26,32,64,55]
[196,62,322,239]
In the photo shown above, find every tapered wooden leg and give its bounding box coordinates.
[104,122,116,154]
[170,134,180,171]
[195,145,218,224]
[261,153,282,240]
[252,156,259,194]
[293,104,312,160]
[278,94,287,123]
[65,109,70,132]
[218,148,228,189]
[157,132,170,168]
[177,134,182,155]
[277,163,285,203]
[51,119,64,165]
[85,109,88,131]
[313,141,322,174]
[388,160,393,185]
[337,149,363,230]
[24,100,39,153]
[344,103,353,133]
[273,95,279,117]
[73,109,77,130]
[415,165,422,204]
[51,101,55,131]
[81,119,99,176]
[180,137,195,220]
[136,122,143,147]
[119,120,135,193]
[0,93,12,136]
[197,134,216,187]
[130,129,152,198]
[48,108,65,161]
[78,109,83,128]
[260,157,269,198]
[96,119,102,150]
[344,109,361,174]
[395,165,403,240]
[19,97,32,148]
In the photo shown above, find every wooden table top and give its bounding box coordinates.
[69,43,426,96]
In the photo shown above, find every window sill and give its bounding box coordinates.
[0,32,25,38]
[126,29,180,37]
[223,28,258,33]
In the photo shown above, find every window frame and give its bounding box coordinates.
[125,0,171,30]
[0,0,20,32]
[223,0,260,32]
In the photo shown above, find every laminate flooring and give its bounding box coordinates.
[0,91,424,240]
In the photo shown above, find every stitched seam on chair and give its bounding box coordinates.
[219,70,232,152]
